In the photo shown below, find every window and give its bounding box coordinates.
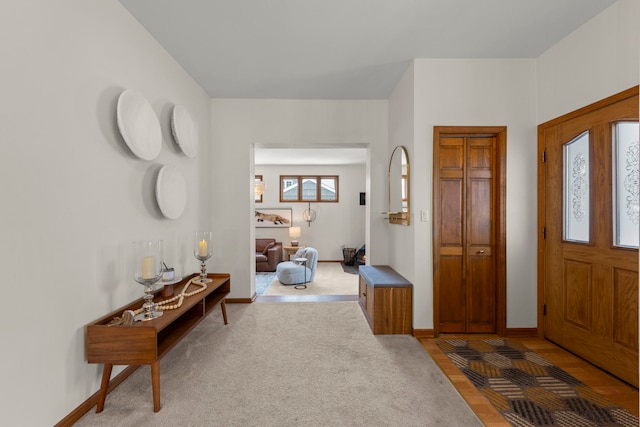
[563,131,590,243]
[613,122,639,248]
[254,175,264,203]
[280,175,338,202]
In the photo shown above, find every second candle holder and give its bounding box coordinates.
[194,231,213,284]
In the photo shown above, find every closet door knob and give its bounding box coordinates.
[477,250,485,254]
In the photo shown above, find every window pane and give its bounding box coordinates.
[563,131,590,243]
[254,176,263,202]
[320,177,337,201]
[301,178,317,201]
[281,177,299,201]
[614,122,639,248]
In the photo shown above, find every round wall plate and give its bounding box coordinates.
[116,89,162,160]
[155,165,187,220]
[171,105,198,158]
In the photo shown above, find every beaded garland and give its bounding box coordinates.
[108,278,207,326]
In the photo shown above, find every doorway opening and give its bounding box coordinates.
[252,145,368,301]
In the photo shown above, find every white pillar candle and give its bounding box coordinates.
[141,256,155,279]
[199,240,207,257]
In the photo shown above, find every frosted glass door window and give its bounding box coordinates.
[614,122,639,248]
[563,131,590,243]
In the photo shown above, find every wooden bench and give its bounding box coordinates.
[358,265,412,334]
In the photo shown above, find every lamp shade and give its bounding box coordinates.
[289,226,301,238]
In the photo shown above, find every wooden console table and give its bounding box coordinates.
[85,273,230,412]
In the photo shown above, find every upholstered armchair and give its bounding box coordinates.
[255,238,283,272]
[276,247,318,285]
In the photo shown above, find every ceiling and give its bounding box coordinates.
[119,0,615,165]
[120,0,614,100]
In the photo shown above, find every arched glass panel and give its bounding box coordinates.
[563,131,590,243]
[613,122,639,248]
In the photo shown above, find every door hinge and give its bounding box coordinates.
[541,151,546,163]
[543,304,547,316]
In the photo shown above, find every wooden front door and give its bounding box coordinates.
[434,126,506,335]
[539,87,639,386]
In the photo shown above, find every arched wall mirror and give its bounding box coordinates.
[385,145,410,225]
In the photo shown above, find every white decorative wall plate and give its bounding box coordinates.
[155,165,187,220]
[171,105,198,158]
[116,89,162,160]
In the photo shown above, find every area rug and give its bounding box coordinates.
[266,262,358,296]
[75,303,481,426]
[436,339,639,426]
[255,272,276,295]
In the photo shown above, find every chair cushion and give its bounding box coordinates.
[276,261,310,285]
[262,242,275,254]
[256,254,268,262]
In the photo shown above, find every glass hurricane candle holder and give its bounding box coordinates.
[194,231,212,284]
[133,239,164,321]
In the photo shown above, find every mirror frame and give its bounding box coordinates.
[386,145,410,225]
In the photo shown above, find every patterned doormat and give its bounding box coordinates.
[436,339,639,426]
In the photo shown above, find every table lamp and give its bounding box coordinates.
[289,226,301,246]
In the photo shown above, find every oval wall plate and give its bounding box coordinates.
[116,89,162,161]
[171,105,198,158]
[155,165,187,220]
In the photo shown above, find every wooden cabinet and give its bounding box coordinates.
[86,273,230,412]
[358,266,412,334]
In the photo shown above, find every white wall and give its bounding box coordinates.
[210,99,388,299]
[255,164,366,260]
[537,0,639,123]
[390,59,539,329]
[387,63,419,310]
[0,1,211,425]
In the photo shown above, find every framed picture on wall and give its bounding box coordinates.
[255,208,292,228]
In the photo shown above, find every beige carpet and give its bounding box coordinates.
[266,261,358,296]
[75,302,481,427]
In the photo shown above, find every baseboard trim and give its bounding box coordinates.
[505,328,538,337]
[225,297,253,304]
[54,365,140,427]
[412,329,435,338]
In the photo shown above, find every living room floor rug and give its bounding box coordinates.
[255,272,276,295]
[266,262,358,296]
[436,339,639,426]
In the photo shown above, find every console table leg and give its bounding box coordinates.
[221,299,228,325]
[96,363,113,413]
[151,362,161,412]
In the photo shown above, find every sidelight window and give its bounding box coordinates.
[613,122,639,248]
[563,131,590,243]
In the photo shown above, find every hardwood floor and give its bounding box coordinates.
[419,334,639,426]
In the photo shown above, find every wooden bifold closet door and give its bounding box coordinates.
[433,127,506,335]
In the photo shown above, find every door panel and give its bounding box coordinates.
[563,259,592,330]
[539,87,638,386]
[613,268,639,350]
[440,180,463,245]
[439,256,465,332]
